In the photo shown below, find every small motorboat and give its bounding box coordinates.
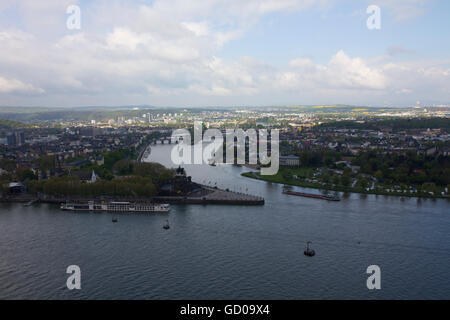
[112,217,118,223]
[24,199,37,207]
[304,241,315,257]
[163,220,170,230]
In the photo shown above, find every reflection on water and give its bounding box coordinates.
[0,144,449,299]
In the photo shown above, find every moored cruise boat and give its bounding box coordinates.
[60,201,170,213]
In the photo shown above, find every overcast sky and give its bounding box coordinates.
[0,0,449,108]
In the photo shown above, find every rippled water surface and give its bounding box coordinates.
[0,144,449,299]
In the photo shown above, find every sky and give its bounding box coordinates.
[0,0,449,108]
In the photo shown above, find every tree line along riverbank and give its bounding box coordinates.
[241,168,450,199]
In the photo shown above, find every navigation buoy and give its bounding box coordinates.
[304,241,315,257]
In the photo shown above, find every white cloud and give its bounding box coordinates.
[1,21,448,106]
[285,50,387,90]
[181,21,210,37]
[0,0,447,106]
[0,76,44,94]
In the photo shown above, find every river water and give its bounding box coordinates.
[0,144,449,299]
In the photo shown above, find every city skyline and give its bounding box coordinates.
[0,0,449,107]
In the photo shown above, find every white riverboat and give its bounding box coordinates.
[60,201,170,213]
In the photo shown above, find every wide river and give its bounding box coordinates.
[1,144,449,299]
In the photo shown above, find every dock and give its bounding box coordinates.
[7,186,264,206]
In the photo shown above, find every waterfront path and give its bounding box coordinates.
[3,185,265,206]
[153,186,264,205]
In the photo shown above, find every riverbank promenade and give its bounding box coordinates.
[153,186,264,205]
[1,186,264,206]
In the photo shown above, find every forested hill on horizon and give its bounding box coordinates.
[0,118,30,129]
[0,105,449,123]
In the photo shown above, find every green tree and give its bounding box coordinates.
[341,174,351,187]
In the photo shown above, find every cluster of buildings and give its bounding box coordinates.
[1,105,449,181]
[0,126,163,181]
[0,131,26,146]
[277,125,450,159]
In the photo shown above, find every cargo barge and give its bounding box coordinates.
[282,188,340,201]
[60,201,170,212]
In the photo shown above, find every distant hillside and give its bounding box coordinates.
[0,106,183,122]
[0,118,29,129]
